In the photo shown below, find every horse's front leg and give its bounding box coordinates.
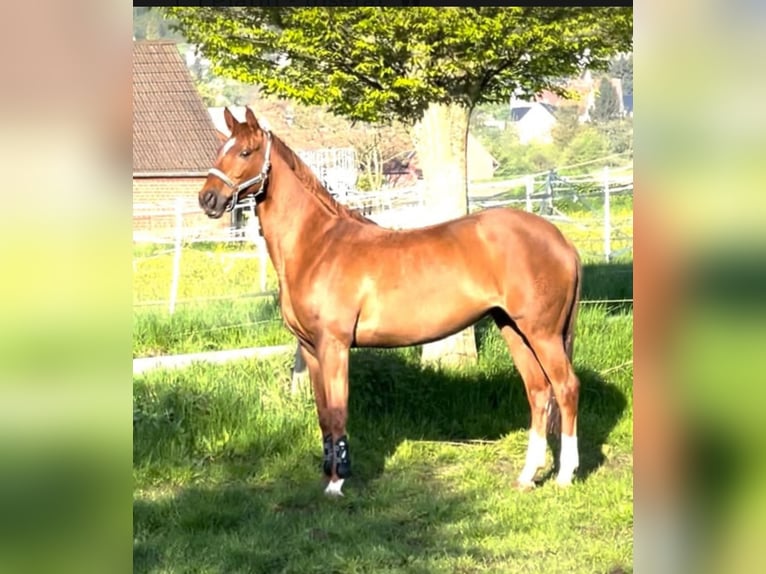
[317,339,351,496]
[298,344,335,479]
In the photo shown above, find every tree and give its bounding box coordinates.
[598,118,634,156]
[551,103,582,151]
[591,76,622,123]
[168,6,632,365]
[561,126,609,170]
[133,7,184,42]
[609,53,633,96]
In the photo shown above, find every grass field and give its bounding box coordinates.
[133,253,633,573]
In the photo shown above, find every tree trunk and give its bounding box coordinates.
[411,102,478,367]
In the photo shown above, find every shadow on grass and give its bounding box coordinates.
[581,261,633,315]
[345,348,627,487]
[133,349,628,573]
[134,469,481,573]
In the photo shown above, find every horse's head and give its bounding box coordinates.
[199,106,273,219]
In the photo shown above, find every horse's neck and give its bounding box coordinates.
[255,159,334,275]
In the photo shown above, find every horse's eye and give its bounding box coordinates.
[240,149,252,158]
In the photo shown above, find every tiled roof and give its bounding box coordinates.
[133,41,221,174]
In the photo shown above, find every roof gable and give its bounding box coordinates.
[133,40,221,174]
[510,102,557,123]
[510,106,532,122]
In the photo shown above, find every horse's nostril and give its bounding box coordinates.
[202,190,217,208]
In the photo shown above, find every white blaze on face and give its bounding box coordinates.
[221,137,236,156]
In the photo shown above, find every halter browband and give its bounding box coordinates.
[208,130,273,212]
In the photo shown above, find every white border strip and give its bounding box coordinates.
[133,345,293,376]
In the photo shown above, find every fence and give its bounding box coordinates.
[469,164,633,262]
[133,163,632,315]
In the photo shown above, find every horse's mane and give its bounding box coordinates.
[270,133,375,225]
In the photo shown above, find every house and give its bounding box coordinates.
[509,100,558,145]
[133,40,224,239]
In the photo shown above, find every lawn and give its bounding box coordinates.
[133,257,633,573]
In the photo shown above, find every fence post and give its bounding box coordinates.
[545,170,554,215]
[603,166,611,263]
[525,175,534,212]
[168,197,183,314]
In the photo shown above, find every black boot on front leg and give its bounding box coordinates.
[322,434,333,477]
[335,435,351,479]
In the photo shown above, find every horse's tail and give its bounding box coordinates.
[546,247,581,436]
[564,248,582,362]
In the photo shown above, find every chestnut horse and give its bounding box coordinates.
[199,107,582,496]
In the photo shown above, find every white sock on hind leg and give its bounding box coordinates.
[518,429,547,486]
[324,479,344,497]
[556,434,579,485]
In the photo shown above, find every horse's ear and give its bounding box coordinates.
[245,106,261,130]
[223,107,237,133]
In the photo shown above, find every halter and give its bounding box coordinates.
[208,130,273,212]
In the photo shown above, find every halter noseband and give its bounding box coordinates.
[208,130,273,212]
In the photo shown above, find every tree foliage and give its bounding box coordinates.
[167,7,633,125]
[133,7,184,41]
[550,103,583,150]
[591,76,622,123]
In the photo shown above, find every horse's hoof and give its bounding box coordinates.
[555,476,574,487]
[514,479,537,492]
[324,479,345,497]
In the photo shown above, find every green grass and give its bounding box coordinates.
[133,247,279,306]
[133,296,293,358]
[133,246,288,357]
[133,262,633,573]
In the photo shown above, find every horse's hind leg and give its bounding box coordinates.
[529,335,581,486]
[494,315,552,488]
